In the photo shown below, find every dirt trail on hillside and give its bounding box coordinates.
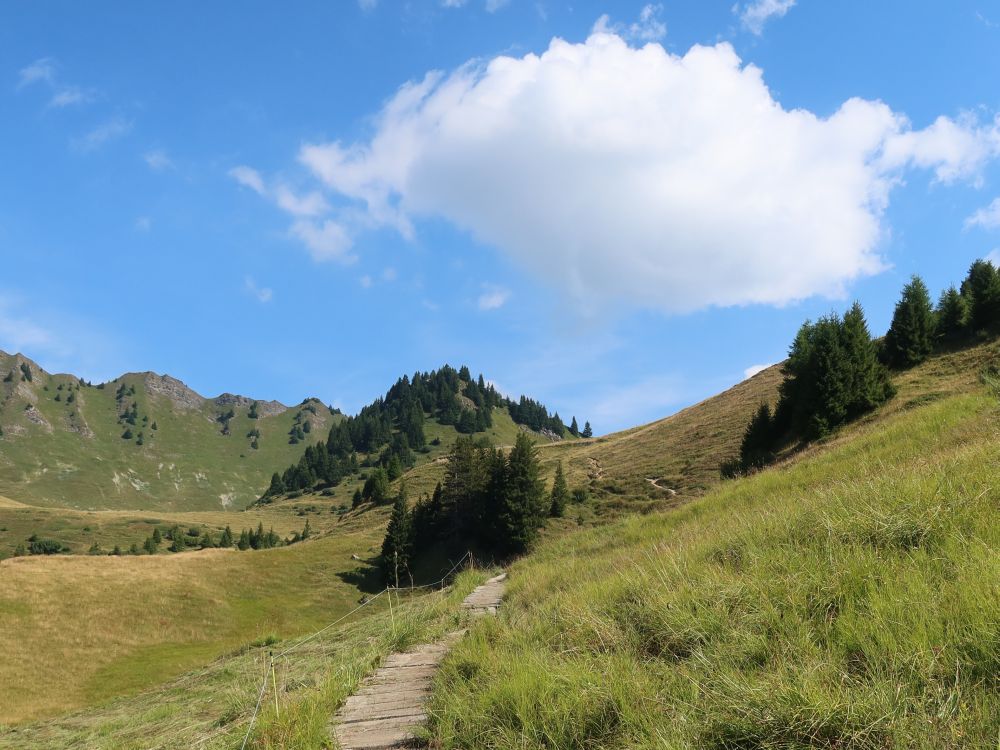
[646,478,677,496]
[331,573,507,749]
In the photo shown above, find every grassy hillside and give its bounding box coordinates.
[0,503,387,724]
[0,351,330,511]
[426,342,1000,749]
[396,363,785,512]
[0,567,492,750]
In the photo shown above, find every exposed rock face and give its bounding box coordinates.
[519,423,563,442]
[141,373,205,410]
[23,404,52,433]
[214,393,287,417]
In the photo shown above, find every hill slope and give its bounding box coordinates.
[395,363,785,508]
[427,340,1000,749]
[0,351,331,511]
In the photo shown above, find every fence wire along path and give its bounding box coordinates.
[331,572,508,750]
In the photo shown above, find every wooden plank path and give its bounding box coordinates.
[331,573,507,750]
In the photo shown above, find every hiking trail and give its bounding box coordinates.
[331,573,507,750]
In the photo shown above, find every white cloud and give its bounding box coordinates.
[442,0,468,6]
[966,197,1000,230]
[358,0,377,9]
[134,216,152,232]
[592,5,666,42]
[382,267,398,282]
[244,276,273,303]
[630,4,667,41]
[736,0,796,35]
[18,59,95,109]
[229,165,266,195]
[880,113,1000,184]
[17,58,55,89]
[360,275,373,288]
[293,32,999,314]
[73,117,132,152]
[49,86,90,107]
[986,249,1000,266]
[743,362,774,379]
[477,285,510,310]
[274,185,329,217]
[289,219,355,263]
[144,149,174,171]
[486,0,510,12]
[976,11,999,29]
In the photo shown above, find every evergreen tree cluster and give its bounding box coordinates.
[505,395,566,435]
[382,432,547,583]
[132,520,311,555]
[884,261,1000,367]
[260,365,552,501]
[728,258,1000,476]
[726,302,893,475]
[111,382,150,446]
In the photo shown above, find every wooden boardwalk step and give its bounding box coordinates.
[331,573,507,749]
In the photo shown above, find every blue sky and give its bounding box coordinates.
[2,1,999,433]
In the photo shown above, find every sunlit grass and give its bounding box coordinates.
[428,386,1000,748]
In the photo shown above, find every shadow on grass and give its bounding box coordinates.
[336,555,385,595]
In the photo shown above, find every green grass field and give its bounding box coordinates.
[0,504,388,724]
[0,567,493,749]
[426,347,1000,748]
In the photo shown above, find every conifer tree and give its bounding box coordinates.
[496,432,546,553]
[143,536,157,554]
[220,525,234,547]
[381,483,413,587]
[237,529,250,550]
[935,286,968,342]
[152,527,162,546]
[386,454,404,481]
[352,488,364,508]
[549,461,568,517]
[569,417,579,437]
[266,472,285,497]
[961,259,1000,331]
[841,302,895,419]
[882,275,935,368]
[362,468,391,504]
[581,421,593,438]
[738,402,774,470]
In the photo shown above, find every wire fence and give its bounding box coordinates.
[237,551,472,750]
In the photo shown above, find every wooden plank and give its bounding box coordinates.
[331,572,506,749]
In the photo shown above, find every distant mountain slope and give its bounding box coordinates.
[398,364,787,507]
[0,351,331,511]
